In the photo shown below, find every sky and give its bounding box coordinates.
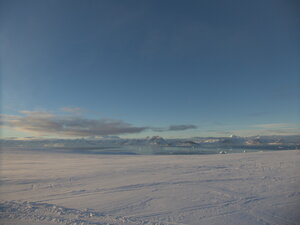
[1,0,300,139]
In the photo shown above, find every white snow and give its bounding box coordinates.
[1,149,299,225]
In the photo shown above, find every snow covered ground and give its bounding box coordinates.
[0,149,299,225]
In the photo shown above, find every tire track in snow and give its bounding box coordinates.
[0,201,178,225]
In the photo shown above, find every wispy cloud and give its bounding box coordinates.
[152,124,197,132]
[251,123,297,129]
[203,123,300,137]
[61,107,86,114]
[168,124,197,131]
[1,111,148,137]
[250,123,300,136]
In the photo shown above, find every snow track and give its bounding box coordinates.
[1,149,299,225]
[0,201,176,225]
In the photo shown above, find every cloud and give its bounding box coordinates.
[203,123,300,137]
[0,114,20,125]
[61,107,85,114]
[168,124,197,131]
[251,123,296,129]
[152,124,198,132]
[229,123,300,136]
[1,110,199,138]
[1,111,148,137]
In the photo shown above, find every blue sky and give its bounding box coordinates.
[1,0,299,138]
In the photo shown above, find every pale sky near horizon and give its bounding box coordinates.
[1,0,300,139]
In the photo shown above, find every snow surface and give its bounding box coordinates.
[1,149,299,225]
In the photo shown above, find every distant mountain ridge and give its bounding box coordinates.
[146,136,169,146]
[1,135,300,150]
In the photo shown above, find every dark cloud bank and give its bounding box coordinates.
[169,124,197,131]
[0,111,197,137]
